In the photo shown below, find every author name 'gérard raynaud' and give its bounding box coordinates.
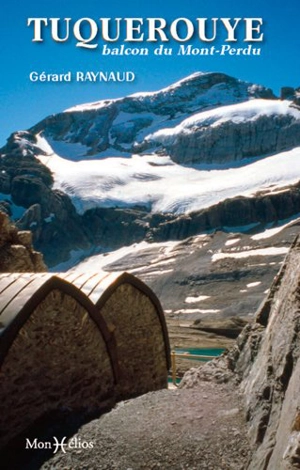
[29,71,136,83]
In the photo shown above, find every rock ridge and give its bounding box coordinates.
[181,234,300,470]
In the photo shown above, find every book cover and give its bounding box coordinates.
[1,0,300,469]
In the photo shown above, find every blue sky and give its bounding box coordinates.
[0,0,299,147]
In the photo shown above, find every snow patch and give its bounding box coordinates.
[71,239,179,272]
[175,308,220,314]
[150,257,176,267]
[251,215,300,240]
[50,248,100,272]
[225,238,241,246]
[44,213,55,223]
[143,269,174,276]
[65,99,117,113]
[46,138,90,161]
[212,247,289,262]
[185,295,211,303]
[247,281,262,288]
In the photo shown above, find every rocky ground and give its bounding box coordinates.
[74,218,300,353]
[39,381,251,470]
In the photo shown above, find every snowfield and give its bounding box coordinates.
[66,239,179,273]
[37,133,300,215]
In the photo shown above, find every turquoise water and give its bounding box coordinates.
[174,347,225,358]
[168,377,182,384]
[168,348,225,384]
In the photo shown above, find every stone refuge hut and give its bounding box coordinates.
[0,271,170,451]
[63,271,171,400]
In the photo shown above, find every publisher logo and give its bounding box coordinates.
[25,436,94,454]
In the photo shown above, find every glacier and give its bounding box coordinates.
[37,138,300,216]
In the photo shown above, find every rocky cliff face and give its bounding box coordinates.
[0,211,46,272]
[0,132,92,266]
[234,236,300,470]
[181,234,300,470]
[150,111,300,165]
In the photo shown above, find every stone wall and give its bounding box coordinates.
[0,289,115,450]
[98,282,169,399]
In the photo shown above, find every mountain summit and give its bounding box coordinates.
[31,71,276,160]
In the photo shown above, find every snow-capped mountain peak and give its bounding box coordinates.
[1,71,300,270]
